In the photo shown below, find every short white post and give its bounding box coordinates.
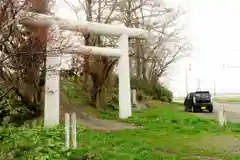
[65,113,70,148]
[118,34,132,118]
[71,112,77,148]
[218,104,227,127]
[44,24,61,127]
[132,89,137,105]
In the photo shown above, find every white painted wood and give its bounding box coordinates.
[20,12,152,39]
[118,34,132,118]
[44,70,60,127]
[44,24,61,127]
[62,46,122,57]
[218,104,227,127]
[71,112,77,148]
[132,89,137,105]
[46,56,61,71]
[19,11,152,122]
[65,113,70,148]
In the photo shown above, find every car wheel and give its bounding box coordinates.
[191,105,199,112]
[191,106,195,112]
[208,108,213,113]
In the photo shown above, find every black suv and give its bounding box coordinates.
[184,91,213,112]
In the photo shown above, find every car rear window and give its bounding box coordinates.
[195,92,210,98]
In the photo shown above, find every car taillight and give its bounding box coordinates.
[193,96,196,103]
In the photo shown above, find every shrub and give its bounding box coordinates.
[102,76,173,110]
[0,125,90,160]
[107,87,119,110]
[0,89,42,126]
[154,83,173,103]
[130,77,173,103]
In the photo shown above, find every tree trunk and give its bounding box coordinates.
[10,0,49,107]
[135,39,141,78]
[91,75,107,110]
[95,85,107,110]
[90,58,116,109]
[83,0,93,87]
[142,59,147,81]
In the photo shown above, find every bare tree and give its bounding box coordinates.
[62,0,190,108]
[0,0,49,107]
[129,4,191,86]
[63,0,122,109]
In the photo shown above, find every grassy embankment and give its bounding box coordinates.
[175,96,240,103]
[1,101,240,159]
[214,97,240,103]
[1,80,240,159]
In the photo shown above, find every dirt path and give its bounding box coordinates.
[75,117,137,131]
[60,105,138,132]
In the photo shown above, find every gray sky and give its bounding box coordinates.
[55,0,240,97]
[169,0,240,96]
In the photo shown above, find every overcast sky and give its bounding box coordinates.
[55,0,240,97]
[166,0,240,96]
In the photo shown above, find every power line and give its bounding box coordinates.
[214,80,216,96]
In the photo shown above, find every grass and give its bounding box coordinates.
[173,97,184,101]
[175,96,240,103]
[60,78,90,106]
[214,97,240,103]
[172,102,184,105]
[1,102,240,159]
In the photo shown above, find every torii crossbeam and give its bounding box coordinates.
[19,11,152,127]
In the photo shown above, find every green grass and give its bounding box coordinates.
[1,102,240,159]
[172,102,184,105]
[175,96,240,103]
[60,78,90,105]
[173,97,184,101]
[214,97,240,103]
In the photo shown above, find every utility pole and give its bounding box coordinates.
[185,67,188,95]
[196,79,201,91]
[185,64,192,95]
[214,80,216,96]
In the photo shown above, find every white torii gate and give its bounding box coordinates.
[19,11,152,127]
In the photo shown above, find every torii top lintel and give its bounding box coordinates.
[19,12,153,40]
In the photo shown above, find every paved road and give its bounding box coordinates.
[174,99,240,122]
[189,102,240,122]
[212,102,240,122]
[215,102,240,113]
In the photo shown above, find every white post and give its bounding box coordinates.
[132,89,137,105]
[44,24,61,127]
[71,112,77,148]
[118,34,132,118]
[44,69,60,127]
[65,113,70,148]
[218,104,227,127]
